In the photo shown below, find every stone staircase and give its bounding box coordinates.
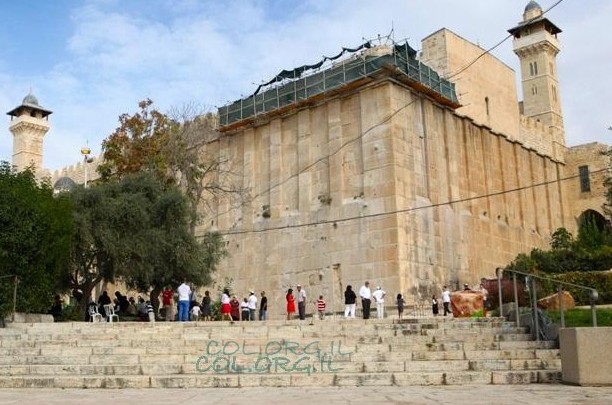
[0,317,561,388]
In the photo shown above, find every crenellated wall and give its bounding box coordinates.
[46,156,103,188]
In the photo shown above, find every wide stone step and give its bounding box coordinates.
[0,370,562,388]
[0,317,562,387]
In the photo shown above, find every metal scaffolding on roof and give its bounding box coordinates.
[218,41,459,129]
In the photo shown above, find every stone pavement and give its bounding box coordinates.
[0,385,611,405]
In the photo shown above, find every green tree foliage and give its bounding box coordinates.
[508,223,612,275]
[603,146,612,219]
[0,162,72,318]
[98,100,249,230]
[68,172,226,315]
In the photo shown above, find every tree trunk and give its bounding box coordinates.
[150,286,162,318]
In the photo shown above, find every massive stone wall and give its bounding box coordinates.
[203,77,571,317]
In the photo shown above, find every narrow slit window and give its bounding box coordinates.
[579,165,591,193]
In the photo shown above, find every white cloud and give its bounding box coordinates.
[1,0,610,170]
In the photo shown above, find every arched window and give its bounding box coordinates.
[578,209,608,232]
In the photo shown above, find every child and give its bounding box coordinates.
[240,297,250,321]
[316,295,326,320]
[145,300,155,323]
[432,295,439,316]
[397,293,405,320]
[191,302,201,321]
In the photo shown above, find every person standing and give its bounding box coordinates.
[247,291,258,321]
[442,286,451,316]
[201,290,212,321]
[344,285,357,319]
[229,295,240,321]
[397,294,405,320]
[359,281,372,319]
[372,286,386,319]
[162,286,174,322]
[432,295,439,316]
[240,297,250,321]
[296,284,307,320]
[259,291,268,321]
[220,289,232,321]
[177,281,191,322]
[316,295,326,320]
[286,288,296,320]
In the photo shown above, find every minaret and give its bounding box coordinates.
[509,1,564,132]
[6,92,52,172]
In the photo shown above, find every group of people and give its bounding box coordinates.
[85,279,490,323]
[220,289,268,321]
[162,283,214,322]
[87,291,154,322]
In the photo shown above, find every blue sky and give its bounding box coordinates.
[1,0,611,171]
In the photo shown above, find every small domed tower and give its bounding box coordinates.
[508,1,564,134]
[6,92,52,172]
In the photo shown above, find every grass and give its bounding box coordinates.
[545,308,612,327]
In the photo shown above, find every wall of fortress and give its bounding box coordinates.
[46,156,103,186]
[201,78,571,316]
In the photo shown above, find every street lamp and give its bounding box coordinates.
[80,147,93,188]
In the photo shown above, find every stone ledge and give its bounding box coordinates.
[5,313,54,324]
[560,327,612,386]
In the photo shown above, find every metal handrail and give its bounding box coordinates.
[496,268,598,338]
[0,275,19,322]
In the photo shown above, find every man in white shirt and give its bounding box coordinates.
[372,286,386,319]
[177,282,191,322]
[247,291,258,321]
[296,285,307,320]
[359,281,372,319]
[442,286,451,316]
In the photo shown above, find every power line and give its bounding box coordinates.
[238,0,567,206]
[220,168,607,236]
[445,0,566,81]
[214,0,570,225]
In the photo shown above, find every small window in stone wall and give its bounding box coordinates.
[579,165,591,193]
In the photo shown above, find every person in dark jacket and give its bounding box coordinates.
[97,291,112,318]
[344,285,357,318]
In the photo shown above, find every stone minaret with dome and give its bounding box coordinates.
[6,92,52,172]
[509,1,565,141]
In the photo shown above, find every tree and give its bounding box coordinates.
[68,172,225,315]
[603,146,612,219]
[98,100,249,230]
[0,162,72,318]
[507,223,612,275]
[550,228,573,250]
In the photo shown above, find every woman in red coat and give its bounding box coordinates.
[286,288,296,320]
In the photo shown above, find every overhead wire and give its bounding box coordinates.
[212,0,576,234]
[220,168,607,236]
[444,0,566,81]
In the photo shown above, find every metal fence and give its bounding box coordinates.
[496,268,599,340]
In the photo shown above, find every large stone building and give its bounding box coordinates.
[7,1,608,315]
